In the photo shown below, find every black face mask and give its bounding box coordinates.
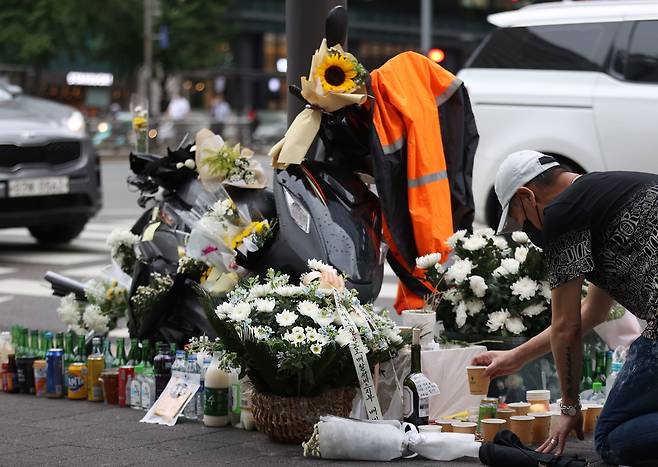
[523,220,545,248]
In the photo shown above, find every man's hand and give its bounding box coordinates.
[537,413,584,456]
[470,350,523,379]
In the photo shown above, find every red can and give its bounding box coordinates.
[117,366,134,408]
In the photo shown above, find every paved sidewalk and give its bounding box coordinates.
[0,392,608,466]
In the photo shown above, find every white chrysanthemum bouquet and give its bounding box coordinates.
[417,229,551,337]
[196,260,404,397]
[57,276,128,335]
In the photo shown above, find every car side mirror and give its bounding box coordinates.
[624,52,658,82]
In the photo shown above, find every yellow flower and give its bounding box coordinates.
[315,52,358,94]
[200,267,212,284]
[132,116,147,131]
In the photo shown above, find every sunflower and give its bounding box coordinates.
[315,52,358,94]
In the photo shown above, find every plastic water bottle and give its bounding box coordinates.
[605,361,623,399]
[183,354,200,419]
[171,350,186,379]
[197,356,211,420]
[591,381,605,404]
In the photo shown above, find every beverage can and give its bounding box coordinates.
[46,349,64,398]
[87,356,105,402]
[33,360,47,397]
[118,366,134,407]
[67,362,87,400]
[478,398,499,432]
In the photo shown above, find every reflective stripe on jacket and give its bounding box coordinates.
[369,52,478,312]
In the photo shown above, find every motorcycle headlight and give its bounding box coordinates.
[65,111,86,135]
[283,188,310,234]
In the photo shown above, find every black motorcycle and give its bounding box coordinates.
[46,7,386,344]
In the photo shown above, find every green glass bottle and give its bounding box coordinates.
[75,335,87,363]
[63,333,75,387]
[55,332,65,350]
[127,338,140,366]
[594,350,607,385]
[29,330,39,357]
[114,337,127,367]
[140,340,152,366]
[103,337,114,368]
[402,328,429,427]
[38,331,47,359]
[16,328,28,357]
[580,353,593,392]
[169,343,176,355]
[43,332,53,352]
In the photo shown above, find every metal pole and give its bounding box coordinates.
[144,0,153,109]
[285,0,346,125]
[420,0,432,54]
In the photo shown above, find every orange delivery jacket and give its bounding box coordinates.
[368,52,478,312]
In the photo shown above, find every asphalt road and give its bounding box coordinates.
[0,158,399,334]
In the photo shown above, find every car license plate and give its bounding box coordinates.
[8,177,69,197]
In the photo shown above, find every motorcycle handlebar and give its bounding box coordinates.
[44,271,87,300]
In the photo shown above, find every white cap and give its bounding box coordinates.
[494,150,560,233]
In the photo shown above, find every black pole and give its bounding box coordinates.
[285,0,347,125]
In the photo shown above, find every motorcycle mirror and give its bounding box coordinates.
[326,5,348,48]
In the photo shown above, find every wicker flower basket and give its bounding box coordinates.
[251,386,356,444]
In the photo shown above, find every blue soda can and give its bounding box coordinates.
[46,348,64,398]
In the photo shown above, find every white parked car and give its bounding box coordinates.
[457,1,658,227]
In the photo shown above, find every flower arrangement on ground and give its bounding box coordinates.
[197,259,404,398]
[57,277,128,335]
[418,229,551,337]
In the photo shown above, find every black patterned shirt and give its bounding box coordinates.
[543,171,658,340]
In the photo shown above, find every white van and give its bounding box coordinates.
[457,1,658,227]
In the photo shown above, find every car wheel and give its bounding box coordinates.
[29,220,87,244]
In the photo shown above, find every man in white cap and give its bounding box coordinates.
[471,150,658,465]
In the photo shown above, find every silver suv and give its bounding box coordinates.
[0,84,102,243]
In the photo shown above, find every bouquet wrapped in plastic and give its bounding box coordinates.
[302,416,481,462]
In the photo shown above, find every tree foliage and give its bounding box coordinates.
[0,0,233,74]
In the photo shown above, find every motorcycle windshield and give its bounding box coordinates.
[306,163,382,284]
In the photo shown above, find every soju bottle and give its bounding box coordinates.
[75,335,87,363]
[113,337,127,367]
[127,338,140,366]
[580,353,593,392]
[43,333,53,353]
[140,340,152,366]
[38,331,48,359]
[16,328,27,357]
[63,333,74,391]
[595,350,607,385]
[29,330,39,357]
[55,332,65,350]
[102,337,114,368]
[402,328,429,427]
